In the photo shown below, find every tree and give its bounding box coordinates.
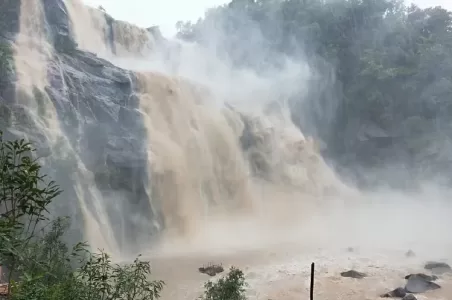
[0,131,61,293]
[175,0,452,187]
[0,131,165,300]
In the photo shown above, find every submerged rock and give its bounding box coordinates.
[380,287,406,298]
[405,274,441,293]
[340,270,367,279]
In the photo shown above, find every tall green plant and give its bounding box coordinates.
[77,251,164,300]
[0,130,62,292]
[0,132,165,300]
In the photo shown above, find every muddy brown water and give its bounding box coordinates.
[145,241,452,300]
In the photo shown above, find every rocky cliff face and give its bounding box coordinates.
[0,0,161,254]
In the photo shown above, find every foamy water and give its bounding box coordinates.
[147,236,452,300]
[147,189,452,300]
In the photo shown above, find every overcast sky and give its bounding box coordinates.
[82,0,452,37]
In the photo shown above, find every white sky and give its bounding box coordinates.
[82,0,452,37]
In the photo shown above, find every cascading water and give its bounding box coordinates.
[135,72,255,238]
[63,0,111,57]
[5,1,452,299]
[12,0,119,256]
[8,0,350,260]
[64,0,155,60]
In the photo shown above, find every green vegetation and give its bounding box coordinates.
[199,267,247,300]
[0,131,165,300]
[176,0,452,186]
[0,131,248,299]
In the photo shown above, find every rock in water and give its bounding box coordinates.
[340,270,367,279]
[380,287,406,298]
[402,295,417,300]
[405,274,441,293]
[404,273,438,281]
[199,264,224,277]
[405,250,415,257]
[424,261,451,274]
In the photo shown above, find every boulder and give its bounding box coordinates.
[402,295,416,300]
[199,264,225,277]
[405,273,441,293]
[340,270,367,279]
[424,261,451,274]
[380,287,406,298]
[404,273,438,282]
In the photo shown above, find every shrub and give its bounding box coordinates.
[199,267,247,300]
[0,131,165,300]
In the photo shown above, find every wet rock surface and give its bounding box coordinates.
[424,261,451,274]
[340,270,367,279]
[402,294,417,300]
[380,287,406,298]
[405,274,441,293]
[404,273,438,282]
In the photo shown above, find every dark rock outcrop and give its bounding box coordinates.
[424,261,451,274]
[340,270,367,279]
[405,273,441,293]
[0,0,20,101]
[41,0,77,52]
[199,264,224,277]
[402,294,416,300]
[0,0,21,40]
[0,0,163,254]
